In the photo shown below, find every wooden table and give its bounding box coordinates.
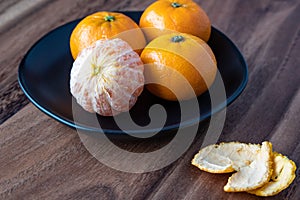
[1,0,299,199]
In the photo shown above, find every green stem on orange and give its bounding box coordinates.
[171,2,182,8]
[105,15,115,22]
[171,35,185,43]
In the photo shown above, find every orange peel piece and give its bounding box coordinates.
[248,152,297,196]
[192,141,296,196]
[192,142,262,173]
[223,142,273,192]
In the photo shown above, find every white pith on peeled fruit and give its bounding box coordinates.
[70,38,144,116]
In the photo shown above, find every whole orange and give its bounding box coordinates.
[70,12,146,59]
[141,33,217,101]
[139,0,211,42]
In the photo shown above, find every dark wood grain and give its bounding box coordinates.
[0,0,300,199]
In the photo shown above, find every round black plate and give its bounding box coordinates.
[18,11,248,134]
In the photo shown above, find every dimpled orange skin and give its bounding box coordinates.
[70,12,146,59]
[139,0,211,42]
[141,33,217,101]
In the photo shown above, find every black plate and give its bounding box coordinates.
[18,11,248,134]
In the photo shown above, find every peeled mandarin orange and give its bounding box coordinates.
[141,33,217,101]
[70,11,146,59]
[70,38,144,116]
[139,0,211,42]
